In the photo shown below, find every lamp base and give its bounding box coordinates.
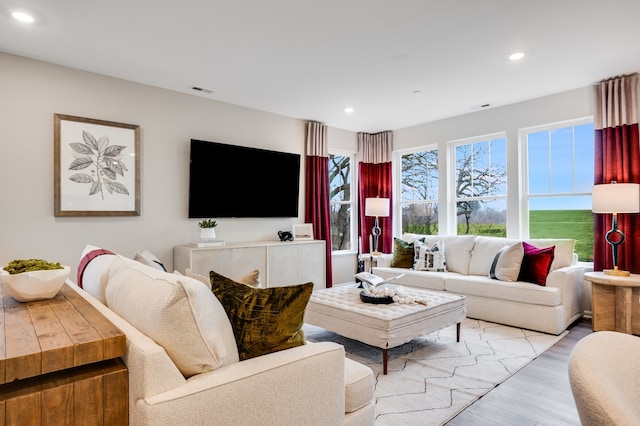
[603,268,630,277]
[372,251,382,256]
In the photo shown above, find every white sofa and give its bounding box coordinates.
[72,248,375,425]
[371,234,586,335]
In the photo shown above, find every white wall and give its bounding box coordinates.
[0,52,358,279]
[2,51,632,286]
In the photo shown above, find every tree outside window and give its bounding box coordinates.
[329,153,353,251]
[400,148,439,234]
[454,136,508,236]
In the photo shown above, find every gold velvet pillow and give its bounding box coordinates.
[209,270,313,361]
[390,237,423,268]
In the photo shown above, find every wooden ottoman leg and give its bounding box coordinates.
[456,322,461,342]
[383,349,388,375]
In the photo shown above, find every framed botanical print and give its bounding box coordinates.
[54,114,140,216]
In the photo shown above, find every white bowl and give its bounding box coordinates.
[0,266,70,302]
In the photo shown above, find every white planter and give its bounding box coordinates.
[200,228,217,241]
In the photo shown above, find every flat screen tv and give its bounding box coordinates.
[188,139,301,218]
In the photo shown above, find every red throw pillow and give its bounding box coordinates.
[517,242,555,286]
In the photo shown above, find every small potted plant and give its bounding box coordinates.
[199,219,217,241]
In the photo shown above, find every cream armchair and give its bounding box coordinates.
[568,331,640,426]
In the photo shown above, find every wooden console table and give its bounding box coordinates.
[584,271,640,335]
[0,282,128,425]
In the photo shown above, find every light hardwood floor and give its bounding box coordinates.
[447,318,593,426]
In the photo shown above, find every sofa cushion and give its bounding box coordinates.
[344,357,375,414]
[106,255,239,377]
[489,242,524,282]
[209,270,313,361]
[77,244,117,304]
[390,238,418,268]
[468,236,520,276]
[518,242,555,286]
[402,233,476,275]
[444,275,561,307]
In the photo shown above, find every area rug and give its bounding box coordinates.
[303,318,568,425]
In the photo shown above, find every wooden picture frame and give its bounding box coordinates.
[292,223,314,240]
[54,114,140,216]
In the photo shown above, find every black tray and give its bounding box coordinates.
[360,291,394,304]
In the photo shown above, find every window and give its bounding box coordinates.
[399,146,439,235]
[522,119,594,261]
[329,151,355,251]
[452,134,508,236]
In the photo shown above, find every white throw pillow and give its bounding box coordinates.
[488,242,524,282]
[77,244,117,304]
[413,240,446,271]
[106,255,239,377]
[133,250,167,271]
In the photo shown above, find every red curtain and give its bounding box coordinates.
[305,122,333,287]
[358,162,393,253]
[594,74,640,273]
[358,131,393,254]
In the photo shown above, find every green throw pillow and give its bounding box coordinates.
[390,237,423,268]
[209,270,313,361]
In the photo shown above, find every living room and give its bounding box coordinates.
[2,2,640,425]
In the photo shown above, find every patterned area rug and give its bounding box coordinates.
[303,318,568,425]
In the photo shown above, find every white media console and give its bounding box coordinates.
[173,240,326,289]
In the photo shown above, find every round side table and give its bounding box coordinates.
[584,271,640,334]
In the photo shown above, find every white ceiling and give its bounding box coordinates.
[2,0,640,133]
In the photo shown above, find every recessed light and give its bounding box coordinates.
[344,107,354,114]
[509,52,525,61]
[12,11,34,23]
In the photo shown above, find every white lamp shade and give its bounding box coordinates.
[365,197,390,217]
[592,183,640,213]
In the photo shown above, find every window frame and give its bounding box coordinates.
[395,144,440,236]
[448,132,508,236]
[328,148,356,253]
[518,116,594,238]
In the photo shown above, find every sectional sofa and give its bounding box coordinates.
[371,234,586,335]
[71,245,375,425]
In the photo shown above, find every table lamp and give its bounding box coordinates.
[365,197,390,256]
[592,181,640,276]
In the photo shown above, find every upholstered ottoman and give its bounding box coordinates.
[305,285,466,374]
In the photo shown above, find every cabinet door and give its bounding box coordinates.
[298,241,325,289]
[176,246,267,285]
[267,241,325,289]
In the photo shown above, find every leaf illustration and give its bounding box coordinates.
[104,145,126,157]
[69,157,93,170]
[101,165,116,180]
[69,142,94,154]
[83,130,99,151]
[98,135,109,154]
[104,158,125,176]
[68,129,131,200]
[106,180,129,195]
[89,181,100,195]
[69,173,94,183]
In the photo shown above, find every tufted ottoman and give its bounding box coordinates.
[305,285,466,374]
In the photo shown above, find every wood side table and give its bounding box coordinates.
[0,282,128,425]
[584,271,640,335]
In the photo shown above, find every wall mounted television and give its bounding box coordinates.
[188,139,301,218]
